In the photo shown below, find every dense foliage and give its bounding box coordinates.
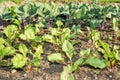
[0,2,120,80]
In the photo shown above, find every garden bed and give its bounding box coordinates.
[0,1,120,80]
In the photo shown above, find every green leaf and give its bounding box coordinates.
[51,28,61,36]
[61,28,70,44]
[91,30,100,42]
[71,25,81,35]
[0,46,15,57]
[60,65,74,80]
[12,19,21,26]
[89,19,102,29]
[19,34,26,40]
[20,27,35,40]
[73,57,83,70]
[12,54,27,68]
[80,48,90,57]
[0,38,5,45]
[42,34,55,44]
[31,58,40,67]
[19,43,28,57]
[74,6,86,19]
[47,53,64,62]
[115,50,120,61]
[62,40,74,60]
[4,47,15,55]
[99,40,110,59]
[34,45,43,59]
[113,18,118,32]
[56,20,63,27]
[84,56,106,69]
[34,36,42,43]
[4,25,18,40]
[0,45,5,57]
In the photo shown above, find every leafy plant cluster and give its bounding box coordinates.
[0,2,120,80]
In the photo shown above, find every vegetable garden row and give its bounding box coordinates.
[0,2,120,80]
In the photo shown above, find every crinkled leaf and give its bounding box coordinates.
[85,56,106,69]
[4,25,18,39]
[42,34,55,44]
[4,47,15,55]
[34,45,43,59]
[47,53,64,62]
[12,54,27,68]
[51,28,61,36]
[19,34,26,40]
[19,43,28,56]
[0,46,15,56]
[20,27,35,40]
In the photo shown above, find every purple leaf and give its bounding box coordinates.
[100,22,105,30]
[23,21,28,27]
[32,17,36,22]
[48,21,51,29]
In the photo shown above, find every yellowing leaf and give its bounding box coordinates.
[12,54,27,68]
[19,43,28,57]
